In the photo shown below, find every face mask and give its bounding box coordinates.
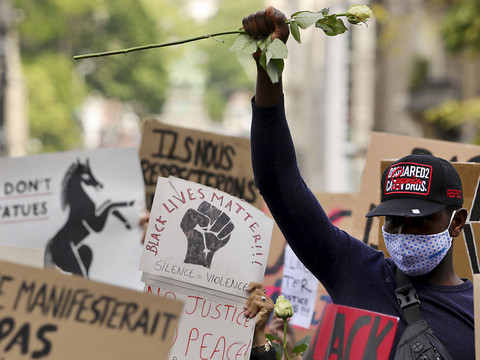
[382,211,456,276]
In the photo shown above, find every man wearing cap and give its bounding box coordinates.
[243,7,474,359]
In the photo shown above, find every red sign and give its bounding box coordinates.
[311,303,398,360]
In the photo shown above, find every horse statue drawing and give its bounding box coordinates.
[44,158,134,277]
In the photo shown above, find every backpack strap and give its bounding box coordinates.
[394,269,423,324]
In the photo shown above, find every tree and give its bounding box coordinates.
[14,0,171,152]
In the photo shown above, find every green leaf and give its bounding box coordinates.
[265,58,284,84]
[316,15,348,36]
[265,333,277,341]
[293,334,311,354]
[268,38,288,59]
[228,34,258,54]
[290,20,301,43]
[291,10,326,29]
[257,37,269,52]
[292,343,308,354]
[259,51,267,70]
[321,7,330,16]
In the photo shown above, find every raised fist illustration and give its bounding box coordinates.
[180,201,234,268]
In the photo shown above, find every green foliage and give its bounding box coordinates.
[195,0,260,122]
[316,15,349,36]
[14,0,171,152]
[424,97,480,144]
[24,54,85,152]
[293,334,311,354]
[409,56,430,91]
[425,98,480,129]
[441,0,480,53]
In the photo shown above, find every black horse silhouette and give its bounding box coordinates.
[44,158,134,276]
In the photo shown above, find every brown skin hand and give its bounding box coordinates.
[242,7,289,106]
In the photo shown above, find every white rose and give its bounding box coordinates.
[347,5,373,24]
[274,295,294,320]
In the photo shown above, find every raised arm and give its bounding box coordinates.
[244,7,374,290]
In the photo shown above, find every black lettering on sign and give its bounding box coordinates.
[324,313,395,360]
[150,130,235,171]
[141,160,257,210]
[463,169,480,274]
[0,317,57,358]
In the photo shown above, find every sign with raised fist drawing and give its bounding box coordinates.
[140,176,274,299]
[181,201,235,268]
[140,176,274,360]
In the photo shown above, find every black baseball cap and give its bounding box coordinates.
[366,154,463,218]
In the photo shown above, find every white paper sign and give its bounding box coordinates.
[144,275,255,360]
[0,148,146,290]
[140,176,274,298]
[282,244,319,329]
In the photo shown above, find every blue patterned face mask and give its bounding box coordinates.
[382,211,456,276]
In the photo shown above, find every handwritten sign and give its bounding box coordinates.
[139,120,262,210]
[281,244,319,329]
[0,148,146,290]
[0,259,183,359]
[140,177,274,360]
[144,277,254,360]
[140,176,273,299]
[309,303,398,360]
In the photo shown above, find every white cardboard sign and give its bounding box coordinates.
[140,176,274,299]
[282,244,319,329]
[0,148,146,290]
[143,276,255,360]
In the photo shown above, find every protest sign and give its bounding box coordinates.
[376,161,480,280]
[0,148,146,290]
[144,277,255,360]
[139,120,262,210]
[263,193,356,340]
[308,303,398,360]
[0,259,183,360]
[140,176,273,298]
[282,244,319,329]
[353,132,480,246]
[139,176,274,359]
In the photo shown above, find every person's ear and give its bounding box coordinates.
[450,208,468,237]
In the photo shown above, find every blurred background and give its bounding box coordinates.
[1,0,480,193]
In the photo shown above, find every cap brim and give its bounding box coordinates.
[365,198,447,218]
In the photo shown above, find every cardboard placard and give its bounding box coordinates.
[144,279,255,360]
[139,120,262,210]
[309,303,398,360]
[140,176,273,299]
[0,259,183,359]
[139,176,274,360]
[377,162,480,280]
[0,148,146,290]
